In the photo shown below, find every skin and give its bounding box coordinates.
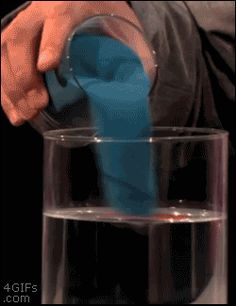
[1,1,144,126]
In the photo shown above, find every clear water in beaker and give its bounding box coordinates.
[42,127,228,304]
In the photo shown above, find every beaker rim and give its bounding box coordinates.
[43,126,229,143]
[66,14,158,92]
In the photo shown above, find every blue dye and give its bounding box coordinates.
[49,34,157,215]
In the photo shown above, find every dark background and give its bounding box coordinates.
[1,1,235,304]
[1,2,42,304]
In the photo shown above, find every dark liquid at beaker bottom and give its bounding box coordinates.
[42,207,226,304]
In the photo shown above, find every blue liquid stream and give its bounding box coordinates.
[55,34,157,215]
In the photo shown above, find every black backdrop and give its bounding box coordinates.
[1,1,42,304]
[1,1,235,304]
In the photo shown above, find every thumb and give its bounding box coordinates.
[37,16,75,72]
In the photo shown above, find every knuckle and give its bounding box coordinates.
[49,2,72,18]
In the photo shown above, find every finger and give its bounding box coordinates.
[37,15,76,71]
[1,42,42,120]
[36,1,146,73]
[1,86,24,126]
[1,8,49,115]
[1,41,24,104]
[37,1,93,71]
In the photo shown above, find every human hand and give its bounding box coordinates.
[1,1,142,125]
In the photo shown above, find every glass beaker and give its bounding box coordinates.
[31,15,157,133]
[42,127,228,304]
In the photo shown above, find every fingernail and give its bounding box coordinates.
[26,89,45,100]
[27,89,38,98]
[38,50,53,68]
[26,88,48,109]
